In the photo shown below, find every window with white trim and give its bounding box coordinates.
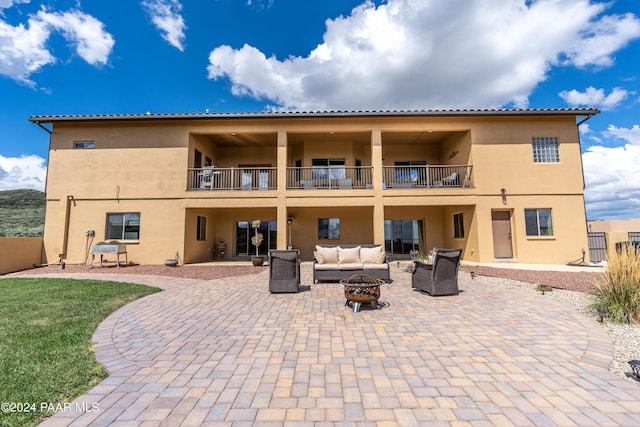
[532,137,559,163]
[525,208,553,236]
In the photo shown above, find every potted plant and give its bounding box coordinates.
[251,220,265,266]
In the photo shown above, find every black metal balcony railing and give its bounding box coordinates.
[187,165,473,191]
[382,165,473,188]
[286,166,373,189]
[188,167,277,190]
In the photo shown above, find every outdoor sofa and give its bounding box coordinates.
[313,244,391,283]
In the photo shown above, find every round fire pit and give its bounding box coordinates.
[340,274,384,313]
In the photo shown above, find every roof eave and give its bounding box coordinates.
[28,108,601,124]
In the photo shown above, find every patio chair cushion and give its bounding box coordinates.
[338,262,364,270]
[360,245,382,263]
[315,263,341,270]
[338,246,361,263]
[316,245,339,263]
[363,263,389,270]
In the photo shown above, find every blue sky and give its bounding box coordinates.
[1,0,640,220]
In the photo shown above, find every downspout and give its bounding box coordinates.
[576,113,595,191]
[576,114,595,128]
[34,121,52,135]
[577,113,595,261]
[61,195,75,261]
[32,120,53,263]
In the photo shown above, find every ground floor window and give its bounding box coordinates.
[106,213,140,240]
[525,208,553,236]
[318,218,340,240]
[235,220,277,255]
[453,213,464,238]
[197,216,207,241]
[384,219,424,255]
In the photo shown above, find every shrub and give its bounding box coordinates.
[592,245,640,323]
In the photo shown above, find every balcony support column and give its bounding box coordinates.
[277,130,289,249]
[371,129,385,246]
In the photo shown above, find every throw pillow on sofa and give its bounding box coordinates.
[360,246,382,263]
[338,246,361,263]
[315,245,339,263]
[376,250,387,264]
[314,251,326,264]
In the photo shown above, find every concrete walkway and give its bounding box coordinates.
[33,266,640,426]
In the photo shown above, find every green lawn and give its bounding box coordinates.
[0,278,160,427]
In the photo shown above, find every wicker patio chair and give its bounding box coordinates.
[269,250,301,293]
[411,248,462,296]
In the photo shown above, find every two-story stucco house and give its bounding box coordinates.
[30,108,598,265]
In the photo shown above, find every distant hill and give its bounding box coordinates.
[0,189,46,237]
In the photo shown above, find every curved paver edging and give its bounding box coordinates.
[28,268,640,426]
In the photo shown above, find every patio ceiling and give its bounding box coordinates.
[196,130,465,147]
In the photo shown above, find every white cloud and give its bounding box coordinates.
[207,0,640,111]
[559,86,631,111]
[605,124,640,144]
[36,9,114,65]
[142,0,186,51]
[0,154,46,191]
[583,125,640,220]
[0,8,114,86]
[0,0,29,10]
[0,15,53,86]
[246,0,274,8]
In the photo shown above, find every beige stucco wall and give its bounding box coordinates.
[588,218,640,233]
[44,198,187,265]
[471,195,589,264]
[587,218,640,255]
[0,237,43,274]
[39,113,590,266]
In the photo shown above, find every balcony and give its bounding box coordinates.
[286,166,373,189]
[383,165,473,189]
[188,167,277,190]
[187,165,473,191]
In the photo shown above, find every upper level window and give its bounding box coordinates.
[395,161,427,183]
[525,208,553,236]
[532,137,559,163]
[74,141,95,149]
[312,158,345,179]
[106,213,140,240]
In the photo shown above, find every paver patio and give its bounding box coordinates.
[36,265,640,426]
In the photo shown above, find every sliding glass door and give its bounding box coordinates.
[235,220,277,256]
[384,219,424,255]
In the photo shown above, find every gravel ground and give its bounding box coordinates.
[459,265,603,294]
[9,262,640,385]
